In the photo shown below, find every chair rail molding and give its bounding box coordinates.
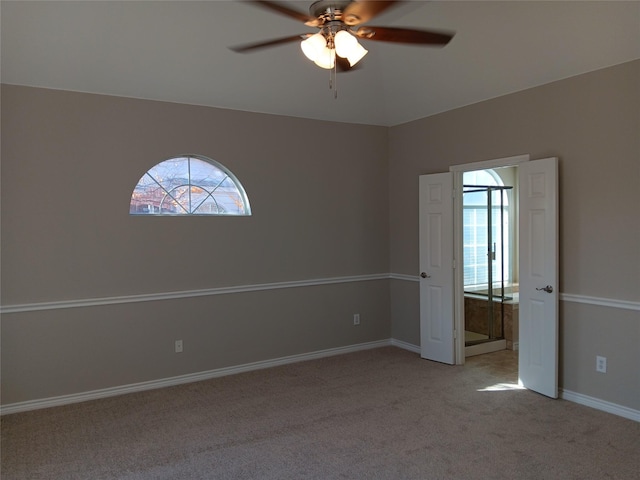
[0,274,389,314]
[2,274,637,314]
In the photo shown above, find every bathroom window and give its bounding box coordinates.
[130,155,251,216]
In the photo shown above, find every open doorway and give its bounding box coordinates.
[421,155,559,397]
[451,154,532,367]
[462,166,518,358]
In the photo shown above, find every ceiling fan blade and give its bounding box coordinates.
[354,26,454,45]
[229,34,308,53]
[247,1,321,27]
[342,1,399,26]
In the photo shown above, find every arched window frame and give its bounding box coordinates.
[130,154,251,216]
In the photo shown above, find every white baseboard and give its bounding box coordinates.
[3,338,637,424]
[390,340,639,423]
[0,339,391,416]
[390,338,420,354]
[560,389,640,422]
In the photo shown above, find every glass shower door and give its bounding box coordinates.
[463,184,511,346]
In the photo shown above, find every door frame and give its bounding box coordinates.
[450,154,531,365]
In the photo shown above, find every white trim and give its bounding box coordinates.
[0,340,391,416]
[449,154,530,172]
[390,338,420,354]
[560,389,640,423]
[3,338,637,424]
[390,275,638,312]
[0,274,388,314]
[560,293,640,312]
[389,273,419,283]
[3,275,636,314]
[392,340,639,423]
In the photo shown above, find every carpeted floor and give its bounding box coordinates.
[1,347,639,479]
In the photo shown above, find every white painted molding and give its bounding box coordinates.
[0,339,392,416]
[560,389,640,423]
[389,273,419,283]
[390,276,639,312]
[4,337,636,424]
[560,293,640,312]
[391,340,638,423]
[0,273,388,314]
[390,338,420,354]
[2,274,637,314]
[449,154,531,172]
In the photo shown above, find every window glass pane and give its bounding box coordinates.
[130,155,251,216]
[189,158,226,186]
[193,196,223,214]
[131,174,166,214]
[147,157,189,190]
[164,186,191,214]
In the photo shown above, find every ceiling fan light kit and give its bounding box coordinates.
[231,0,455,93]
[301,29,368,69]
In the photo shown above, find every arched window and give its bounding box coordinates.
[130,155,251,216]
[463,169,511,289]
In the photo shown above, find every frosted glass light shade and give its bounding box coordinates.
[301,32,327,61]
[334,30,357,57]
[314,46,335,69]
[345,42,367,66]
[334,30,368,66]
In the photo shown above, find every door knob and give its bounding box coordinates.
[420,272,431,278]
[536,285,554,293]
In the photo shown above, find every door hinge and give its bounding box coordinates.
[453,329,457,339]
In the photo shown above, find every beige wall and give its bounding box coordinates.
[0,85,391,404]
[389,60,640,410]
[1,86,390,303]
[2,60,639,411]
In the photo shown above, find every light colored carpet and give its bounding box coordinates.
[2,347,639,479]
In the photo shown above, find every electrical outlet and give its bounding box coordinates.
[353,314,360,326]
[175,340,183,353]
[596,355,606,373]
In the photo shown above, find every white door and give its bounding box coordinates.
[518,157,559,398]
[419,173,455,364]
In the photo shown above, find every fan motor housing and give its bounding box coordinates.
[310,0,352,20]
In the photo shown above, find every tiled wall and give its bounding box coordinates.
[464,296,519,349]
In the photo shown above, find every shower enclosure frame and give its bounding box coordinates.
[463,183,513,346]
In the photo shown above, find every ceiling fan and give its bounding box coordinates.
[230,0,455,72]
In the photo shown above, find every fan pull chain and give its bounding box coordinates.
[333,57,338,99]
[327,49,337,99]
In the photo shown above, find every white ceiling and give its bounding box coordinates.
[2,1,639,126]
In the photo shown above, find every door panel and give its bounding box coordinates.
[428,286,443,340]
[518,157,559,398]
[419,173,454,364]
